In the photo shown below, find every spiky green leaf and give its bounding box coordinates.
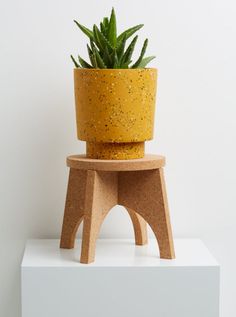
[110,50,119,68]
[103,17,109,29]
[100,22,105,34]
[102,17,109,36]
[93,25,113,52]
[90,54,98,68]
[117,24,144,43]
[90,39,100,53]
[95,51,107,68]
[108,8,117,48]
[117,33,127,60]
[93,24,103,51]
[131,38,148,68]
[101,46,112,68]
[70,55,80,68]
[74,20,94,40]
[87,44,96,67]
[78,55,93,68]
[120,35,138,65]
[87,43,93,56]
[137,56,156,68]
[92,45,107,68]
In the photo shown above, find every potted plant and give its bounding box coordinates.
[71,8,157,159]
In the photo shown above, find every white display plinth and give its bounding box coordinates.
[21,239,219,317]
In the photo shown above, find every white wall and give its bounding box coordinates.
[0,0,236,316]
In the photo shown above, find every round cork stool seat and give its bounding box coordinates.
[60,154,175,263]
[66,154,165,171]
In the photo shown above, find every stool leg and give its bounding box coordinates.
[60,169,86,249]
[119,168,175,259]
[80,171,118,264]
[126,208,148,245]
[149,168,175,259]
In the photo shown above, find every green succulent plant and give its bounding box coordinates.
[71,8,155,69]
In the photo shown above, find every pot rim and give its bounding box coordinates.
[74,67,157,72]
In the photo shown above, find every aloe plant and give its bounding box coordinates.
[71,8,155,69]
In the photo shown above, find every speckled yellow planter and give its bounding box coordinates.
[74,68,157,159]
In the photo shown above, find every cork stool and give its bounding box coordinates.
[60,154,175,263]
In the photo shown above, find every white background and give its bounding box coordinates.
[0,0,235,316]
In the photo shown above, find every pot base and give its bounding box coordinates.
[86,142,144,160]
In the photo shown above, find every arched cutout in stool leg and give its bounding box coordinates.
[125,207,148,245]
[60,169,87,249]
[80,170,118,263]
[128,205,175,259]
[118,168,175,259]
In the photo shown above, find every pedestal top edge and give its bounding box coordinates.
[21,239,219,268]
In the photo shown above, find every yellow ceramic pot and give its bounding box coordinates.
[74,68,157,159]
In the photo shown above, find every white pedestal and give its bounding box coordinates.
[21,239,220,317]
